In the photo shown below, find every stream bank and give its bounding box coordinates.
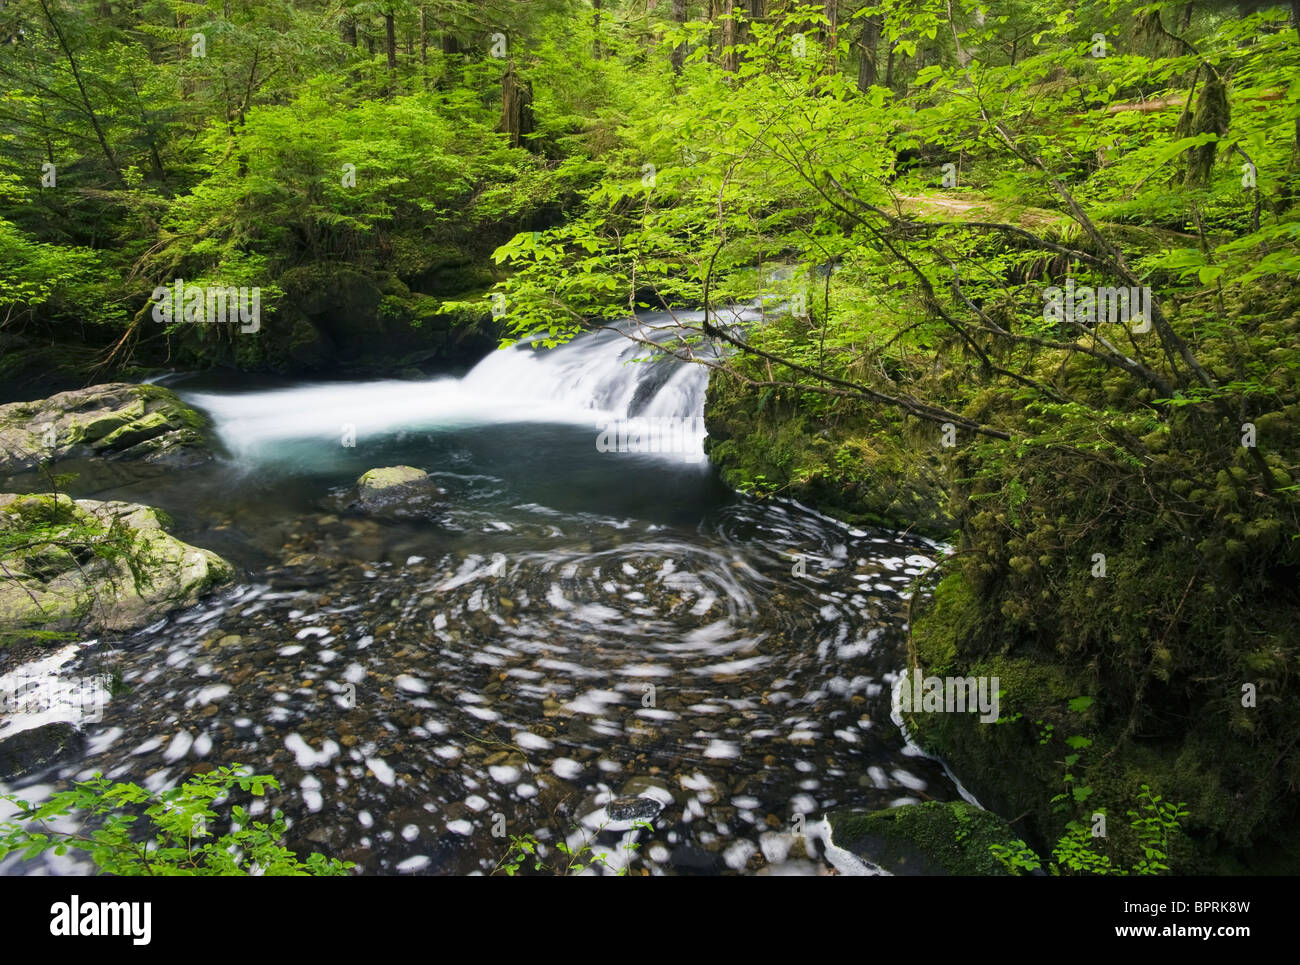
[699,285,1300,875]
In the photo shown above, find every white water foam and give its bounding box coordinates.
[183,319,716,462]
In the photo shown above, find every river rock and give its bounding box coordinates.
[0,722,86,780]
[0,492,235,641]
[606,795,664,823]
[0,383,211,490]
[346,466,444,517]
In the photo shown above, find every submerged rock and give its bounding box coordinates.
[0,492,235,641]
[0,722,86,780]
[346,466,444,518]
[0,383,211,490]
[606,795,664,823]
[829,800,1025,875]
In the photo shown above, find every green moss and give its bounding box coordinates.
[831,801,1022,875]
[0,492,234,645]
[703,368,954,537]
[97,411,172,450]
[135,384,210,432]
[908,568,1298,873]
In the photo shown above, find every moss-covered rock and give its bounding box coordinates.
[830,801,1023,875]
[906,579,1298,874]
[345,466,444,517]
[0,383,212,490]
[0,492,234,643]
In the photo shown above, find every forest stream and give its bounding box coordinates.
[0,311,967,876]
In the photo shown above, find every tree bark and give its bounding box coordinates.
[825,0,838,74]
[671,0,686,73]
[385,12,397,70]
[1184,74,1228,187]
[500,67,536,150]
[1293,0,1300,166]
[857,16,880,91]
[721,0,738,72]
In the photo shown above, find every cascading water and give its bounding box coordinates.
[0,309,964,877]
[183,313,731,465]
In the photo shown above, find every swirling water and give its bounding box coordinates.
[0,313,962,875]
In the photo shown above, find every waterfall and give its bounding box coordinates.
[181,313,724,462]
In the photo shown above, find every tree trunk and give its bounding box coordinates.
[593,0,603,59]
[721,1,738,72]
[385,12,397,70]
[1293,0,1300,166]
[442,31,461,55]
[885,43,895,89]
[825,0,838,74]
[671,0,686,73]
[342,15,357,47]
[857,16,880,91]
[419,6,427,64]
[500,67,536,150]
[1184,74,1229,187]
[946,0,968,67]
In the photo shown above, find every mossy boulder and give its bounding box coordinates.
[345,466,444,517]
[907,559,1298,873]
[409,259,498,298]
[0,492,235,643]
[830,801,1023,875]
[0,383,212,492]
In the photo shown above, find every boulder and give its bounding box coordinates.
[0,492,235,642]
[0,383,211,491]
[347,466,444,518]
